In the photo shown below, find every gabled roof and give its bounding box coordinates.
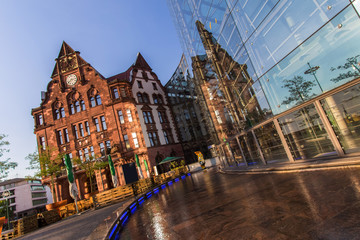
[107,66,132,83]
[133,52,152,71]
[58,41,75,59]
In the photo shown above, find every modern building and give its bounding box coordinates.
[167,0,360,166]
[165,54,212,162]
[0,178,52,219]
[31,42,183,202]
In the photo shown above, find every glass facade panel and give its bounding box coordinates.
[238,133,261,165]
[254,122,287,163]
[261,6,360,115]
[320,84,360,153]
[278,104,335,160]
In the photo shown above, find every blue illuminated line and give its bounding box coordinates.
[168,181,173,185]
[120,211,128,221]
[146,192,152,198]
[181,175,186,179]
[161,184,166,189]
[187,173,191,176]
[130,206,137,214]
[121,215,129,226]
[130,202,137,209]
[139,199,145,205]
[174,178,179,182]
[153,187,159,192]
[108,223,118,239]
[138,196,144,202]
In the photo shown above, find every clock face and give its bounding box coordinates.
[66,74,78,86]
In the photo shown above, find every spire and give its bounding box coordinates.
[51,41,88,78]
[133,52,152,71]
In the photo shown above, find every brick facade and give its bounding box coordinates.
[31,42,183,202]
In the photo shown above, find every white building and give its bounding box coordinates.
[0,178,52,219]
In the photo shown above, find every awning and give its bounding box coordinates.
[158,156,183,165]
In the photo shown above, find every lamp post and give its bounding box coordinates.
[2,190,10,230]
[304,62,323,92]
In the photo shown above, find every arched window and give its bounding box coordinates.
[90,97,96,107]
[60,107,66,118]
[81,100,86,111]
[55,109,60,119]
[153,94,158,104]
[70,104,75,115]
[137,93,143,103]
[75,101,80,112]
[95,95,102,105]
[143,93,149,103]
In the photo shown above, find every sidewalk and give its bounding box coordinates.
[220,155,360,174]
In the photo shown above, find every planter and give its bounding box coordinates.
[45,200,68,211]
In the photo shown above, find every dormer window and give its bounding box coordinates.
[112,88,119,99]
[95,95,102,105]
[53,101,65,120]
[137,81,143,89]
[88,88,102,107]
[35,114,43,126]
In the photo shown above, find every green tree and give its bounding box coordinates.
[26,147,64,203]
[0,134,17,181]
[73,156,108,193]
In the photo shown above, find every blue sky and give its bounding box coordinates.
[0,1,182,179]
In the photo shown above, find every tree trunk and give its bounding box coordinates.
[50,175,57,203]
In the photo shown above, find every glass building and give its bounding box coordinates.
[166,0,360,166]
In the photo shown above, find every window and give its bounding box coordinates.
[84,148,89,160]
[215,110,223,124]
[126,109,133,122]
[105,140,111,153]
[148,132,159,146]
[57,130,64,145]
[95,95,102,105]
[143,93,149,103]
[36,114,43,126]
[90,97,96,107]
[137,93,144,103]
[158,111,167,123]
[75,101,81,112]
[120,87,126,97]
[32,199,47,206]
[137,80,143,89]
[73,125,79,139]
[153,94,158,104]
[79,123,85,137]
[184,109,190,120]
[123,134,130,149]
[132,132,139,148]
[113,88,119,99]
[152,82,158,90]
[39,136,46,150]
[54,109,60,119]
[158,95,163,104]
[143,111,153,124]
[70,104,75,115]
[118,110,125,124]
[99,142,105,156]
[85,121,90,135]
[64,128,70,143]
[32,192,46,198]
[100,116,107,130]
[94,118,101,132]
[78,149,83,161]
[81,100,86,111]
[90,146,95,157]
[31,185,45,191]
[163,130,173,144]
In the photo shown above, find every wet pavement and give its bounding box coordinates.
[120,167,360,239]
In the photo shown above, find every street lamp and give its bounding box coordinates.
[1,190,11,230]
[304,62,323,92]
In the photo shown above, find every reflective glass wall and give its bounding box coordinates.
[167,0,360,165]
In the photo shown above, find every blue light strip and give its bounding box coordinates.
[120,211,128,221]
[108,172,191,238]
[108,223,118,239]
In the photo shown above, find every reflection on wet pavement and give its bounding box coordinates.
[121,167,360,239]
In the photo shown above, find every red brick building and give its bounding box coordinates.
[31,42,183,202]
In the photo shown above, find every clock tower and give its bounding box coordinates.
[51,41,89,90]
